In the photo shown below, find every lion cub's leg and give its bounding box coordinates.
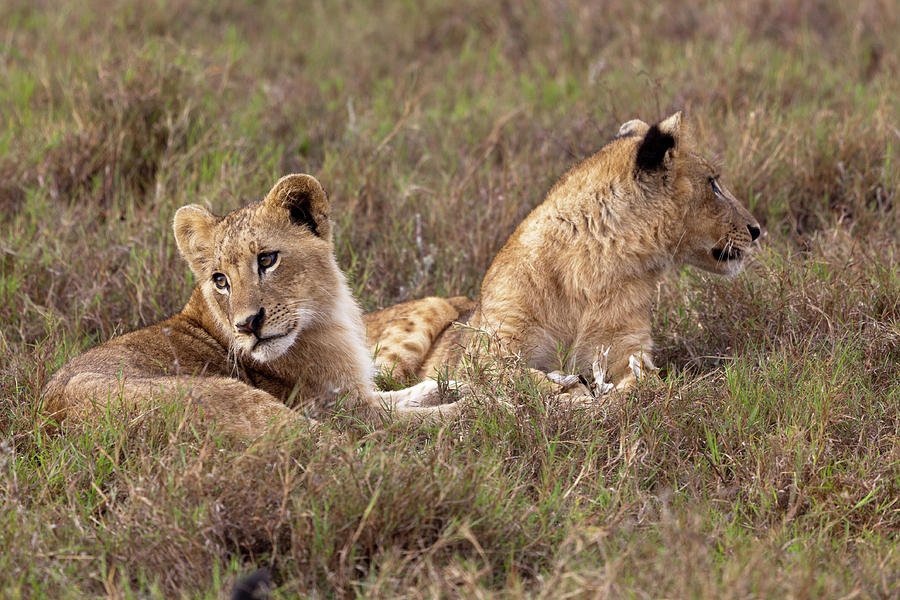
[374,379,464,421]
[607,349,658,392]
[47,374,312,439]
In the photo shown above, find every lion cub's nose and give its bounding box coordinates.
[747,224,761,241]
[235,308,266,337]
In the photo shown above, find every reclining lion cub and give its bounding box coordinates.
[43,174,460,438]
[365,112,760,394]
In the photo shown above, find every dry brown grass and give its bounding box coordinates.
[2,0,899,597]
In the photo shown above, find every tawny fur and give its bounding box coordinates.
[43,174,460,439]
[364,112,761,392]
[365,296,475,385]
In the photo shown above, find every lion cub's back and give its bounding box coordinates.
[42,315,232,420]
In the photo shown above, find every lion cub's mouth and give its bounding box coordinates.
[250,332,289,350]
[245,326,301,363]
[711,246,743,262]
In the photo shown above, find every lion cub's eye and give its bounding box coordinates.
[258,251,279,272]
[708,176,722,195]
[212,273,229,290]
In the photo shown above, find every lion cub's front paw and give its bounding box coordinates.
[546,370,592,397]
[627,352,657,382]
[436,378,469,404]
[547,346,615,402]
[590,346,615,396]
[392,379,467,408]
[545,371,581,388]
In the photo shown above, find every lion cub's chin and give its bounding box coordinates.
[725,258,748,277]
[704,257,747,279]
[688,248,751,278]
[713,249,753,277]
[245,328,300,363]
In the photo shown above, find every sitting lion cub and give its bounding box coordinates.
[365,112,761,394]
[43,174,459,438]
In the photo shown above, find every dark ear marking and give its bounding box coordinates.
[266,174,330,238]
[288,196,320,236]
[635,125,675,172]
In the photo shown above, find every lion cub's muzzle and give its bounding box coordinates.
[711,224,761,263]
[235,307,266,338]
[234,306,296,359]
[711,246,743,262]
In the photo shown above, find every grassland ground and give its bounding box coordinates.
[1,1,899,597]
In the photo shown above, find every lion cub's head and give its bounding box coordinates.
[617,112,761,275]
[173,174,338,362]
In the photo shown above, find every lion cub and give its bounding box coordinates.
[43,174,459,438]
[365,112,761,394]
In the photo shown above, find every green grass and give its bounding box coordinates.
[2,0,900,597]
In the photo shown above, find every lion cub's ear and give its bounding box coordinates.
[264,174,331,240]
[617,118,650,137]
[174,204,218,273]
[635,111,682,173]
